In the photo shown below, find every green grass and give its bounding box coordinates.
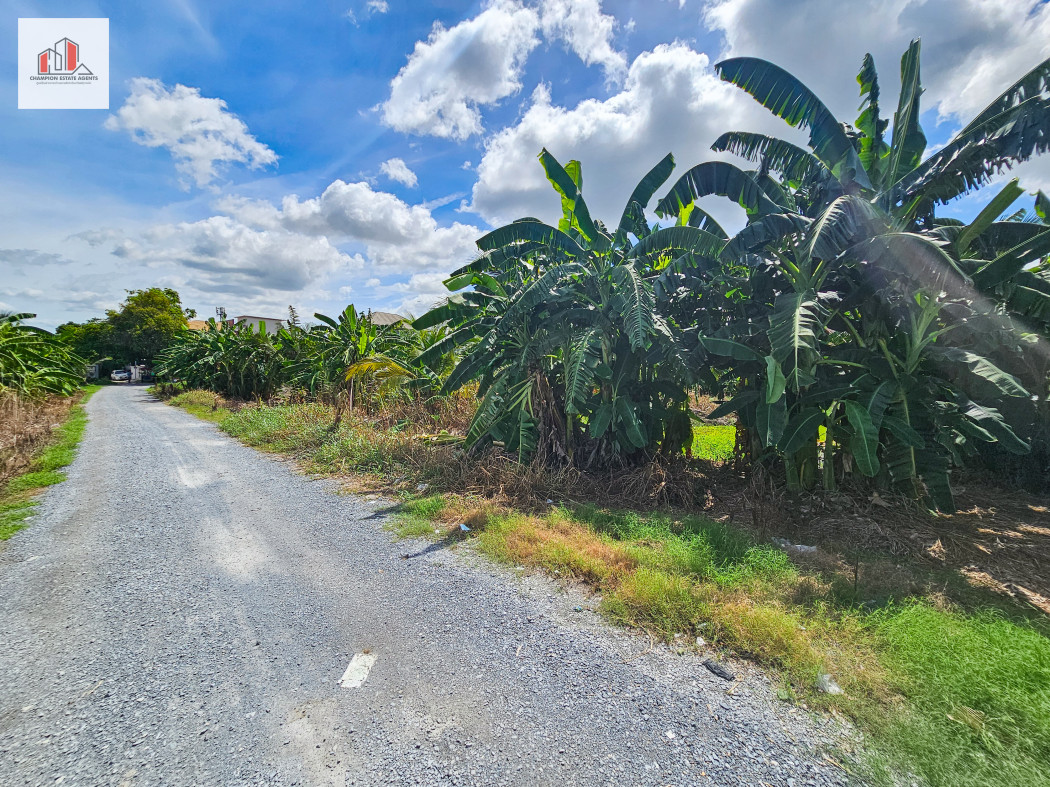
[862,605,1050,787]
[403,499,1050,787]
[390,495,447,538]
[0,385,100,540]
[166,389,232,424]
[691,424,736,461]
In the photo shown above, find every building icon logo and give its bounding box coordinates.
[37,37,93,76]
[19,18,109,109]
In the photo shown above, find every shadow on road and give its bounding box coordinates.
[401,534,462,560]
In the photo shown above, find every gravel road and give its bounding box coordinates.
[0,386,856,786]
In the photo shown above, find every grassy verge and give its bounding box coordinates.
[691,423,736,462]
[0,385,101,540]
[167,392,1050,787]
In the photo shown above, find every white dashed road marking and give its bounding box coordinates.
[338,653,377,688]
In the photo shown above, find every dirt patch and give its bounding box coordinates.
[702,466,1050,617]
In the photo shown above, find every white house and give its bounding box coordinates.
[233,315,286,334]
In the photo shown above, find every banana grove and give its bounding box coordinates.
[418,40,1050,513]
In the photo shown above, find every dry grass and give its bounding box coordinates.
[0,392,77,484]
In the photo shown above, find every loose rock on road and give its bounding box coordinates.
[0,386,854,785]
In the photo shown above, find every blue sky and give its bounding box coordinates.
[3,0,1050,329]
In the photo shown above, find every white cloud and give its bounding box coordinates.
[470,42,790,228]
[111,217,358,296]
[381,0,627,139]
[704,0,1050,125]
[367,0,389,13]
[538,0,626,78]
[105,78,278,189]
[218,179,481,273]
[381,1,541,140]
[373,272,454,316]
[380,157,419,187]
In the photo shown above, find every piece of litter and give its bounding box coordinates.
[416,483,428,491]
[771,537,817,555]
[696,636,706,647]
[704,659,735,681]
[666,730,676,739]
[339,653,378,689]
[459,523,470,532]
[815,673,843,695]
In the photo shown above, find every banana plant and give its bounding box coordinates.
[0,313,86,397]
[416,149,714,466]
[155,318,287,400]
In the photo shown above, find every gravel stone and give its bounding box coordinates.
[0,386,861,785]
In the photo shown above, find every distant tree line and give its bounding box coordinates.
[57,288,194,372]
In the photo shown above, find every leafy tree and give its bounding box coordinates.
[58,287,194,368]
[55,318,118,372]
[107,288,194,364]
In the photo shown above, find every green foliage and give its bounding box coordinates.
[867,605,1050,787]
[106,288,192,363]
[418,39,1050,506]
[157,305,456,413]
[56,287,194,369]
[417,150,696,467]
[0,313,87,397]
[682,40,1050,510]
[155,318,286,400]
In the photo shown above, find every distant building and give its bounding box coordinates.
[233,315,286,334]
[368,310,409,326]
[186,319,210,331]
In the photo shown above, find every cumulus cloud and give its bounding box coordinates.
[381,0,541,140]
[539,0,626,78]
[373,272,455,316]
[470,42,791,228]
[0,285,112,315]
[111,217,358,296]
[380,157,419,187]
[381,0,626,139]
[704,0,1050,125]
[367,0,389,13]
[219,179,481,273]
[105,78,278,189]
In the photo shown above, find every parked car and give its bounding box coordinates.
[110,369,130,382]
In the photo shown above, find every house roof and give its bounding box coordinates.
[186,320,210,331]
[370,311,409,326]
[234,315,285,322]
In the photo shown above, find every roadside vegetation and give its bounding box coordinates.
[0,385,99,541]
[156,41,1050,787]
